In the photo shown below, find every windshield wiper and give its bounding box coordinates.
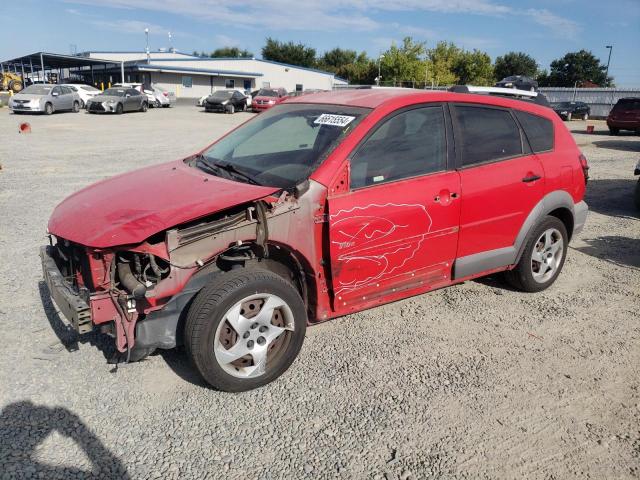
[212,161,262,186]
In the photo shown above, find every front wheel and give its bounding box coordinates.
[226,104,235,114]
[141,102,148,112]
[116,103,123,114]
[504,216,568,293]
[44,103,53,115]
[185,269,307,392]
[609,127,619,135]
[72,101,80,113]
[566,112,572,121]
[583,112,589,121]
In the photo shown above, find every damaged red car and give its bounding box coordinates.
[41,88,588,392]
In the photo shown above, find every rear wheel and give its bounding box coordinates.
[185,268,307,392]
[566,112,572,121]
[505,216,568,293]
[44,103,53,115]
[155,99,161,108]
[116,103,123,114]
[583,112,589,121]
[72,101,80,113]
[227,104,235,114]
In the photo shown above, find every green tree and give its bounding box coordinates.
[318,48,358,71]
[494,51,538,80]
[210,47,253,58]
[336,52,378,84]
[545,50,613,87]
[380,37,427,85]
[426,41,461,86]
[261,38,316,68]
[452,49,494,85]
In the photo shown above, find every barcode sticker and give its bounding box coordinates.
[314,114,356,127]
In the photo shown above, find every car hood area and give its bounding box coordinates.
[48,160,280,248]
[90,95,122,103]
[12,94,46,101]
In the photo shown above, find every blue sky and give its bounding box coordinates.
[1,0,639,86]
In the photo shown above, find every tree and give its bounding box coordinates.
[494,51,538,80]
[261,38,316,68]
[545,50,612,87]
[318,48,358,71]
[336,52,378,84]
[453,49,494,85]
[210,47,253,58]
[426,41,461,86]
[380,37,427,85]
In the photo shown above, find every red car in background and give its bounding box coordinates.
[41,87,588,392]
[607,97,640,135]
[252,87,288,112]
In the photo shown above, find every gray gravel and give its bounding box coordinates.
[0,103,638,479]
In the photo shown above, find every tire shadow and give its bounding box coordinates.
[0,401,130,479]
[157,348,209,388]
[584,178,639,219]
[573,236,640,270]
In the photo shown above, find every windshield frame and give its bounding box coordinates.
[190,103,371,189]
[102,88,126,97]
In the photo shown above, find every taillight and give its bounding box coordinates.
[579,153,589,183]
[163,92,168,97]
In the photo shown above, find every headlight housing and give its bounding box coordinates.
[267,100,276,105]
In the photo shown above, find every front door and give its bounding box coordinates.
[450,104,546,273]
[328,105,460,309]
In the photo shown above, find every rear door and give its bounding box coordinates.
[450,104,546,277]
[327,104,460,309]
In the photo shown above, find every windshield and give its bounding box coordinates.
[102,88,126,97]
[613,99,640,110]
[211,91,233,99]
[257,89,278,97]
[21,85,53,95]
[80,85,100,92]
[191,104,370,189]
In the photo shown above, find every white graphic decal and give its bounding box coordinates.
[330,203,432,294]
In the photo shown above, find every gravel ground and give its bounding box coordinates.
[0,103,638,480]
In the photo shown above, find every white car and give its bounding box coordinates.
[147,86,174,108]
[61,84,101,108]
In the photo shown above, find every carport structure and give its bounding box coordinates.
[0,52,124,86]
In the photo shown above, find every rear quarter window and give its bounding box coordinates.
[514,111,554,153]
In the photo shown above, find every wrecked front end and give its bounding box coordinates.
[40,182,327,361]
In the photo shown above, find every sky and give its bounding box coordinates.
[1,0,639,86]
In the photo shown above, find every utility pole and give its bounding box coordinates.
[168,31,173,52]
[377,55,384,86]
[145,28,150,64]
[605,45,613,81]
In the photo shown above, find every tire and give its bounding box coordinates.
[141,102,148,112]
[566,112,572,121]
[504,216,568,293]
[635,180,640,211]
[609,127,619,135]
[227,104,235,114]
[116,103,123,115]
[72,101,80,113]
[185,268,307,392]
[583,112,589,121]
[155,99,161,108]
[44,103,53,115]
[163,104,170,108]
[8,79,23,93]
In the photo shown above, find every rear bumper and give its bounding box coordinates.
[40,245,93,334]
[607,119,640,129]
[573,200,588,237]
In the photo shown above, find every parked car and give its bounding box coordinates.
[199,89,252,108]
[41,88,588,392]
[635,160,640,210]
[61,84,101,108]
[146,85,174,108]
[204,90,248,113]
[86,87,148,114]
[252,87,287,112]
[607,97,640,135]
[495,75,538,91]
[552,101,591,121]
[9,84,82,115]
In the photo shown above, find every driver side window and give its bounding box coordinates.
[350,106,446,189]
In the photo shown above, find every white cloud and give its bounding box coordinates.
[524,8,580,39]
[214,34,240,47]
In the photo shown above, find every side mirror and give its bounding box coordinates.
[52,92,59,97]
[126,94,131,98]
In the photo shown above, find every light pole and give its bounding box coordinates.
[377,55,384,86]
[605,45,613,80]
[145,28,150,64]
[168,31,173,52]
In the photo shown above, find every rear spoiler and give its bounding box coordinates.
[449,85,550,107]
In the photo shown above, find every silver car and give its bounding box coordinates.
[86,87,148,114]
[9,84,82,115]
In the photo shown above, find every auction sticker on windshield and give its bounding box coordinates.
[314,114,356,127]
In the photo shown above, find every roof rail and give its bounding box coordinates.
[449,85,550,107]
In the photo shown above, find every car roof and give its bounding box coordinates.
[285,88,552,113]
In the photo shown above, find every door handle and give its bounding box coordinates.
[434,192,459,203]
[522,174,541,183]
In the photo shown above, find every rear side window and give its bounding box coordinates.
[514,111,554,153]
[613,99,640,110]
[350,106,446,188]
[453,106,522,166]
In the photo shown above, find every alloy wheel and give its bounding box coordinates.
[531,228,564,284]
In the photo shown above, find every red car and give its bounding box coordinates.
[607,97,640,135]
[41,88,588,392]
[252,87,287,112]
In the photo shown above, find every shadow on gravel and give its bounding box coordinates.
[592,140,640,152]
[0,401,130,479]
[158,348,209,388]
[38,281,116,360]
[573,236,640,270]
[569,128,637,136]
[584,179,639,219]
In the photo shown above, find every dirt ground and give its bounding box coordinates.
[0,103,638,480]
